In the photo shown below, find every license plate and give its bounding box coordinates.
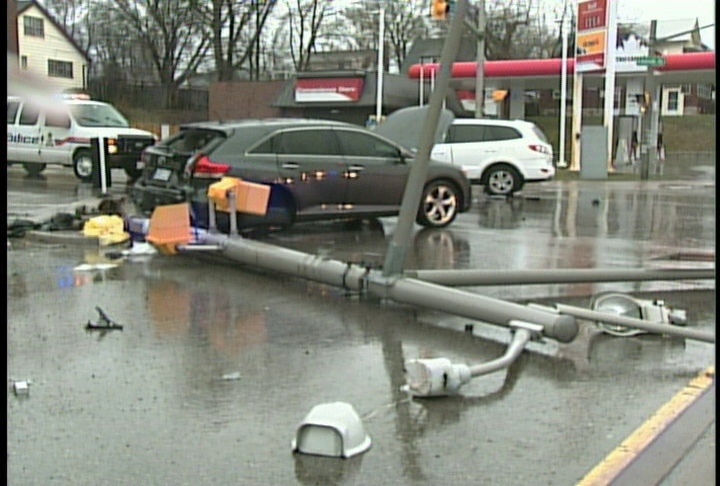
[153,168,172,181]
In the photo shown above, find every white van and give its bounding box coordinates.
[7,94,157,181]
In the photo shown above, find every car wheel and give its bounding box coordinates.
[484,164,522,196]
[22,163,46,176]
[73,149,94,182]
[416,180,460,228]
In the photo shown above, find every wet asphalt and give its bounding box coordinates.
[6,159,715,486]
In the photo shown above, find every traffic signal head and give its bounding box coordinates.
[431,0,449,20]
[634,92,651,113]
[491,90,508,102]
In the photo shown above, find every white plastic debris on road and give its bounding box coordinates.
[12,380,31,396]
[121,242,158,257]
[74,263,119,272]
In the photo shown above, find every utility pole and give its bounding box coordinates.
[557,15,569,168]
[640,20,657,180]
[474,0,485,118]
[382,0,468,277]
[375,5,385,124]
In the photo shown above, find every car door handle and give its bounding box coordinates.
[282,163,300,169]
[348,165,365,171]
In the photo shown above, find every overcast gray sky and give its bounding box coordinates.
[614,0,715,48]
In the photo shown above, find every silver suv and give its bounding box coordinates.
[430,118,555,196]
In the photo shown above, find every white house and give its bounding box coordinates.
[654,18,714,116]
[14,0,89,93]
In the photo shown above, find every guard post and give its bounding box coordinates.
[90,137,112,194]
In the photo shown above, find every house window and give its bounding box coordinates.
[21,56,28,70]
[697,84,713,99]
[681,84,691,94]
[48,60,74,79]
[23,16,44,37]
[667,91,679,112]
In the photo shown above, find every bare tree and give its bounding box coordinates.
[108,0,211,107]
[466,0,559,60]
[88,4,149,84]
[195,0,277,82]
[280,0,331,71]
[340,0,430,71]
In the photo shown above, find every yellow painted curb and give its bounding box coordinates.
[577,366,715,486]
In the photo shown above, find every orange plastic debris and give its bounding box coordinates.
[145,203,192,255]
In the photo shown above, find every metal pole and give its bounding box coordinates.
[99,137,108,195]
[370,276,579,343]
[554,303,715,344]
[474,0,485,118]
[603,0,618,171]
[404,268,715,286]
[228,190,238,237]
[468,325,536,376]
[569,72,583,171]
[558,23,569,168]
[375,6,385,124]
[641,20,658,180]
[381,0,469,277]
[419,62,424,107]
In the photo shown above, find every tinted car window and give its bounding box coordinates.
[530,125,549,143]
[166,129,224,154]
[7,100,20,124]
[446,125,486,143]
[70,103,129,128]
[45,110,71,128]
[271,129,341,156]
[18,104,40,125]
[233,126,285,155]
[335,130,401,158]
[485,126,521,142]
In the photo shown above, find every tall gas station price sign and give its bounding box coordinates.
[575,0,610,72]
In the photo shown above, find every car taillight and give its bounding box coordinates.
[529,144,551,155]
[191,154,230,179]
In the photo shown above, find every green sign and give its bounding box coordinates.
[635,56,666,66]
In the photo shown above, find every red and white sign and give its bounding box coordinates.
[578,0,608,31]
[575,0,610,72]
[294,78,364,102]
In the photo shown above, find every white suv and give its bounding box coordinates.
[7,94,157,181]
[430,118,555,196]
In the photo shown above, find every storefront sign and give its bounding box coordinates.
[295,78,364,102]
[576,0,610,72]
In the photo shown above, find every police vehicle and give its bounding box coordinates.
[7,93,157,181]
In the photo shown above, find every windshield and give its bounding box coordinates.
[70,103,130,128]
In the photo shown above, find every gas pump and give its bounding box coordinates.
[614,115,640,166]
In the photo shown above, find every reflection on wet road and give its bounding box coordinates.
[7,165,715,485]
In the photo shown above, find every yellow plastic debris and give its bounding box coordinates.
[207,177,243,212]
[208,177,270,215]
[82,215,130,246]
